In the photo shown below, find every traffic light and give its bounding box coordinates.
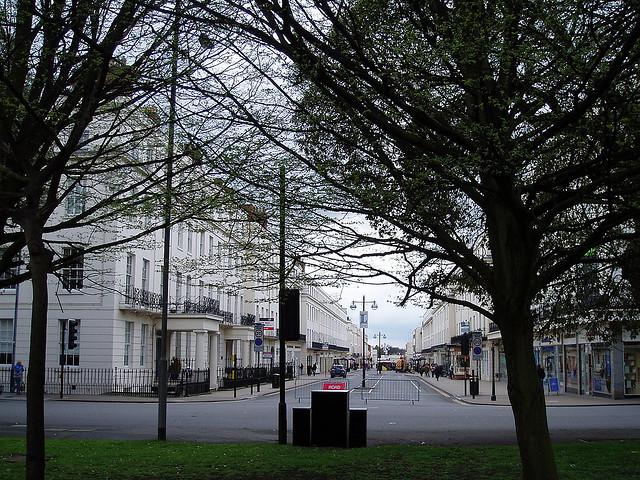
[281,288,300,341]
[460,332,470,356]
[68,320,78,350]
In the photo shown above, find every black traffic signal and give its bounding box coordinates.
[281,288,300,341]
[460,332,470,356]
[68,320,79,350]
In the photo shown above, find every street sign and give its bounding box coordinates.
[254,323,264,352]
[260,317,275,335]
[471,331,482,360]
[322,342,329,351]
[322,381,348,390]
[359,311,368,328]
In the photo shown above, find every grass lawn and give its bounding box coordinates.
[1,437,639,480]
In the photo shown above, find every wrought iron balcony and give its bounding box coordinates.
[488,321,500,333]
[122,286,162,310]
[240,313,256,326]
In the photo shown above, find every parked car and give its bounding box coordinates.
[330,364,347,378]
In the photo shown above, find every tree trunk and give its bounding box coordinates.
[499,311,558,480]
[23,220,53,480]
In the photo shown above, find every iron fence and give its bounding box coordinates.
[0,367,209,397]
[360,376,421,403]
[217,362,297,389]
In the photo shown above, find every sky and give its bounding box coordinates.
[326,281,425,350]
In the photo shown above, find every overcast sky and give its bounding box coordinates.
[326,281,425,349]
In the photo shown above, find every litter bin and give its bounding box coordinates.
[272,373,280,388]
[470,378,479,396]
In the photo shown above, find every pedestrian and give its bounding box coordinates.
[434,364,441,381]
[13,361,24,394]
[449,364,454,379]
[299,363,304,377]
[312,363,317,376]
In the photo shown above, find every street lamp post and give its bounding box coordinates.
[373,332,386,371]
[350,296,377,388]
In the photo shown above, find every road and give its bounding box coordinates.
[1,373,639,445]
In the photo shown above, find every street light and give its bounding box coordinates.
[350,296,377,388]
[373,332,386,371]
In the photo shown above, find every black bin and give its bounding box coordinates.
[349,408,367,448]
[292,407,311,446]
[470,378,479,396]
[272,374,280,388]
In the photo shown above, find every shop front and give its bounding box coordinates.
[624,343,640,395]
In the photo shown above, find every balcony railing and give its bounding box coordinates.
[240,313,256,326]
[123,286,162,310]
[122,290,235,320]
[488,321,500,333]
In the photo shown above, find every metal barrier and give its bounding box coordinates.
[360,377,420,404]
[294,378,351,402]
[0,366,209,397]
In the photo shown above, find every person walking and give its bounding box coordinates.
[298,363,304,377]
[312,363,317,376]
[13,361,24,394]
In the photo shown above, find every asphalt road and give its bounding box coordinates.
[1,373,639,445]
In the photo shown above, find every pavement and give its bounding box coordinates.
[414,372,640,407]
[2,372,639,406]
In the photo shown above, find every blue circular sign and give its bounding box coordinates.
[255,338,263,347]
[472,346,482,355]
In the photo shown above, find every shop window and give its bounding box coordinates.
[624,348,640,395]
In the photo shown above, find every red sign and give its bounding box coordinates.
[322,382,348,390]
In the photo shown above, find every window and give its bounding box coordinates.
[60,319,80,366]
[186,333,192,362]
[177,225,184,249]
[140,324,148,366]
[175,273,182,305]
[65,180,86,215]
[187,229,193,254]
[199,280,204,300]
[175,332,182,359]
[125,253,135,295]
[199,232,205,257]
[208,236,215,258]
[141,259,150,291]
[185,275,192,302]
[0,319,13,364]
[124,321,133,366]
[62,247,84,290]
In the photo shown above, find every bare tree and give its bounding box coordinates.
[192,1,640,478]
[0,1,246,477]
